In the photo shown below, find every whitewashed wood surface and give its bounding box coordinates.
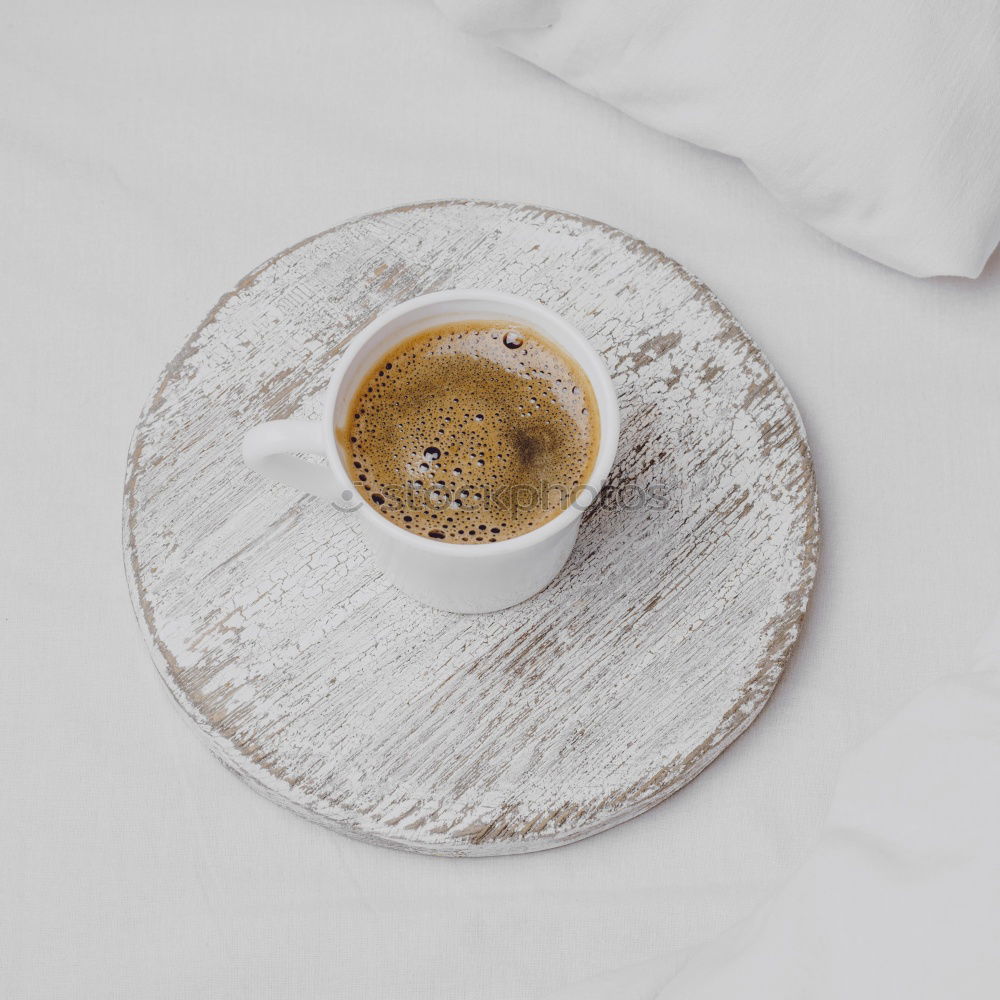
[123,201,819,856]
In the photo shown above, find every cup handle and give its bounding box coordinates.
[242,420,346,501]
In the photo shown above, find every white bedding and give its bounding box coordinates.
[549,616,1000,999]
[438,0,1000,278]
[2,1,1000,997]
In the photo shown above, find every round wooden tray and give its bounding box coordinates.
[124,201,818,856]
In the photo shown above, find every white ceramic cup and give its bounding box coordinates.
[242,289,619,613]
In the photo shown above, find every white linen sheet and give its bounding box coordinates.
[549,614,1000,999]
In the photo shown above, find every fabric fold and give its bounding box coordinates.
[437,0,1000,278]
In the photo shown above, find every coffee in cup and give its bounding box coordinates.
[336,320,598,543]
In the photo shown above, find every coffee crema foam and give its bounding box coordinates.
[336,320,599,543]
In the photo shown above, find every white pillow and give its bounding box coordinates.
[436,0,1000,278]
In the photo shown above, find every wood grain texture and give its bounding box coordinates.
[123,201,819,856]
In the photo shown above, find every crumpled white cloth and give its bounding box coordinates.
[546,612,1000,999]
[436,0,1000,278]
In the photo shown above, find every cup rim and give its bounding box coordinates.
[322,289,620,558]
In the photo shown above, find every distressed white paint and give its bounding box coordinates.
[123,201,819,856]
